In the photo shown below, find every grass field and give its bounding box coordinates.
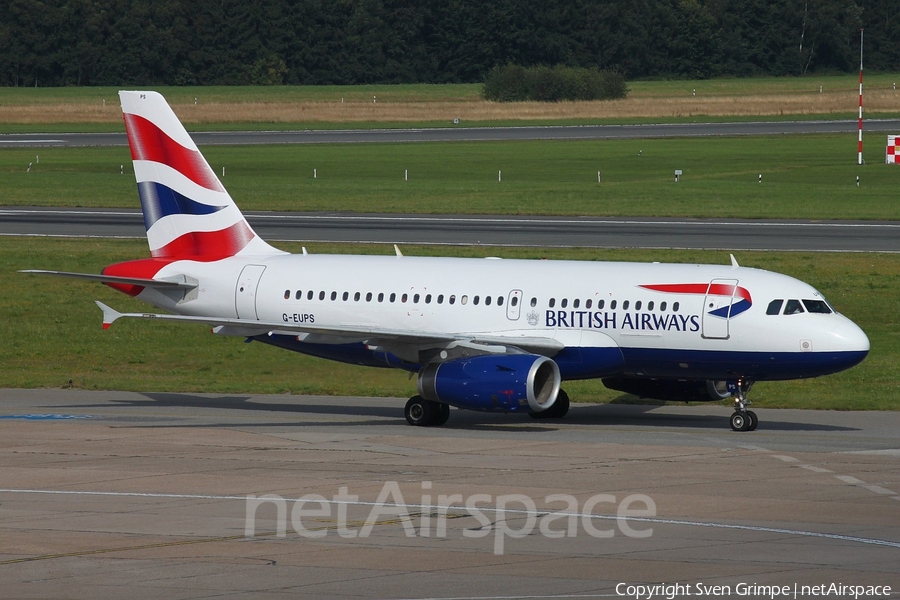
[1,75,899,132]
[2,134,897,220]
[5,238,897,410]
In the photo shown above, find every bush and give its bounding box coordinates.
[482,64,627,102]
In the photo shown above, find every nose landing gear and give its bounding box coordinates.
[728,379,758,432]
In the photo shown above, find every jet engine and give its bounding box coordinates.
[602,377,733,402]
[418,354,560,413]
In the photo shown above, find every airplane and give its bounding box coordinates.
[23,91,870,431]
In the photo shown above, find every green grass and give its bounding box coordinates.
[2,75,899,133]
[626,73,900,96]
[2,134,897,220]
[4,238,897,409]
[0,84,483,106]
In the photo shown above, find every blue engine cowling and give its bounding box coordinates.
[417,354,561,413]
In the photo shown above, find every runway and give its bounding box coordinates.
[3,119,900,147]
[1,388,897,599]
[3,207,899,252]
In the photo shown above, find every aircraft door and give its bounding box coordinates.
[701,278,738,340]
[506,289,523,320]
[235,264,266,320]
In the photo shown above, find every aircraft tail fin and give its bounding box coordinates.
[119,91,282,261]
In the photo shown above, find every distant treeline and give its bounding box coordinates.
[483,65,627,102]
[1,0,896,87]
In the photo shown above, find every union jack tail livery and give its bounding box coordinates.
[120,91,281,260]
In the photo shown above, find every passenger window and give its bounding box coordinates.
[461,295,468,305]
[561,298,568,308]
[766,299,783,315]
[660,301,666,311]
[284,290,290,300]
[378,292,384,302]
[623,300,630,310]
[573,299,580,309]
[366,292,372,302]
[803,299,832,314]
[437,294,444,304]
[784,299,804,315]
[331,291,337,301]
[511,296,519,307]
[449,295,456,305]
[673,302,679,312]
[610,300,617,309]
[549,298,556,308]
[319,291,325,301]
[497,296,503,306]
[485,296,491,306]
[530,297,537,307]
[402,293,408,303]
[598,299,605,309]
[635,301,642,310]
[648,301,654,310]
[296,290,303,300]
[354,292,361,301]
[342,292,349,301]
[586,299,592,309]
[390,293,396,302]
[413,293,420,303]
[425,294,432,304]
[473,296,480,305]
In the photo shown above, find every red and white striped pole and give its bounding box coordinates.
[858,29,864,165]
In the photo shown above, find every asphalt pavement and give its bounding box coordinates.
[3,119,900,147]
[2,207,898,252]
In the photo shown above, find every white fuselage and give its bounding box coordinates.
[141,253,869,382]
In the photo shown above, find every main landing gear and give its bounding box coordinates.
[403,389,571,427]
[729,378,758,432]
[404,396,450,427]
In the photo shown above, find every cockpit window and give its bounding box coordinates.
[803,299,832,314]
[783,299,805,315]
[766,299,783,315]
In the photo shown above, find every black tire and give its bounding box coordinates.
[434,403,451,426]
[730,411,750,432]
[746,410,758,431]
[529,389,570,419]
[405,396,436,426]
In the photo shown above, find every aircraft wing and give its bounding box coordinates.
[95,302,565,361]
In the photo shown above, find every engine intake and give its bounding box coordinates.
[418,354,560,413]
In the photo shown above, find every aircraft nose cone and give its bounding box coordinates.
[827,318,869,372]
[830,318,870,353]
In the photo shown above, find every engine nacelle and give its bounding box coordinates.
[418,354,561,413]
[602,377,733,402]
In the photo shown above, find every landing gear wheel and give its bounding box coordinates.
[434,403,451,426]
[730,411,751,432]
[405,396,436,426]
[746,410,758,431]
[728,377,757,432]
[529,389,570,419]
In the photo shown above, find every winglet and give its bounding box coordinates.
[730,254,739,268]
[95,301,123,330]
[394,244,403,257]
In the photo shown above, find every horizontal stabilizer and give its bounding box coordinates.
[95,301,124,330]
[20,270,197,290]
